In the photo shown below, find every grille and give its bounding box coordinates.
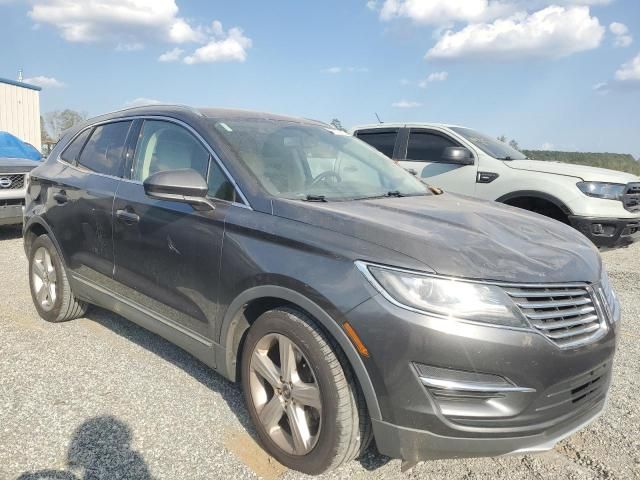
[0,174,25,190]
[536,362,609,413]
[624,183,640,212]
[504,284,605,348]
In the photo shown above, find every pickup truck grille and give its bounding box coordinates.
[0,174,25,190]
[504,284,606,349]
[623,182,640,212]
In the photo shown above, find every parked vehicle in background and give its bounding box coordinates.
[24,106,619,474]
[353,123,640,248]
[0,131,42,226]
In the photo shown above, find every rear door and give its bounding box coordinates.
[46,120,133,286]
[112,118,236,341]
[398,128,478,194]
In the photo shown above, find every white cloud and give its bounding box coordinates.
[615,52,640,82]
[28,1,252,64]
[322,66,369,74]
[125,97,163,107]
[609,22,632,48]
[427,6,604,61]
[378,0,513,25]
[593,82,610,94]
[418,70,448,87]
[158,47,184,62]
[392,100,422,108]
[541,142,554,150]
[23,76,65,88]
[183,27,251,64]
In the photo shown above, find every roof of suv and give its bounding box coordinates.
[351,122,466,132]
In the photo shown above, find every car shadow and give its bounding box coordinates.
[0,225,22,241]
[81,306,389,471]
[18,415,153,480]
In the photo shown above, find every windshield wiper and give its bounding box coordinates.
[304,194,327,202]
[386,190,404,197]
[497,156,513,161]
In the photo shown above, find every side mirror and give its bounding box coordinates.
[441,147,474,165]
[143,168,214,210]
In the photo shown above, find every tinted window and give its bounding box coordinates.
[450,127,527,160]
[60,128,91,163]
[357,131,397,158]
[207,161,236,201]
[406,131,457,163]
[78,121,132,176]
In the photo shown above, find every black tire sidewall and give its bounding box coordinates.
[241,309,345,475]
[28,235,66,322]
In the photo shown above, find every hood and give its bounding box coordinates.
[272,193,601,284]
[506,159,639,183]
[0,157,41,174]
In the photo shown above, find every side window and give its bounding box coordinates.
[60,128,91,164]
[356,131,397,158]
[78,121,132,176]
[406,131,457,163]
[132,120,236,202]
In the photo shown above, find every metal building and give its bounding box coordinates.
[0,77,42,150]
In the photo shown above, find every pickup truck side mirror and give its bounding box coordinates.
[144,168,215,210]
[441,147,474,165]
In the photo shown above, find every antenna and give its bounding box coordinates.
[375,112,383,124]
[17,68,23,82]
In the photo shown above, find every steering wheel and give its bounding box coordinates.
[310,171,342,188]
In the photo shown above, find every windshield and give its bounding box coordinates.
[208,118,429,201]
[450,127,527,160]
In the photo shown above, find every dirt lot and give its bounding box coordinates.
[1,225,639,480]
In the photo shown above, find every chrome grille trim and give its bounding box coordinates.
[0,173,25,190]
[623,182,640,212]
[505,283,607,349]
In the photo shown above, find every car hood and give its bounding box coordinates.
[505,159,639,183]
[272,193,601,284]
[0,157,41,174]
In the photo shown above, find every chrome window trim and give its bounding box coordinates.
[55,115,252,210]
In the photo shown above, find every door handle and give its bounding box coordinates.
[116,209,140,224]
[53,192,68,204]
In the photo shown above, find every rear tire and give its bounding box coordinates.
[28,234,88,323]
[241,308,371,474]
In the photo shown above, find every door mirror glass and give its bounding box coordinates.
[441,147,474,165]
[143,168,213,209]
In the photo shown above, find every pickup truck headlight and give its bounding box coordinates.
[577,181,626,200]
[357,262,527,328]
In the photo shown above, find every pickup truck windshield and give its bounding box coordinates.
[209,118,429,201]
[451,127,527,160]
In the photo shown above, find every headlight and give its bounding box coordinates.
[357,262,527,328]
[577,181,626,200]
[600,268,620,323]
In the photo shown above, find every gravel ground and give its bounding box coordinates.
[1,225,639,480]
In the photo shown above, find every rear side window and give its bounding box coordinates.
[406,131,457,163]
[356,131,397,158]
[60,129,91,163]
[78,121,132,176]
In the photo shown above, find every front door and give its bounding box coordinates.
[398,128,478,195]
[112,119,234,341]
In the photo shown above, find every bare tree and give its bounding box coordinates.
[44,109,87,141]
[497,135,507,143]
[330,118,346,132]
[509,139,520,151]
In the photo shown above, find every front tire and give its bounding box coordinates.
[241,308,370,475]
[28,234,88,323]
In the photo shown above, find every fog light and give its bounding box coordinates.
[592,224,604,235]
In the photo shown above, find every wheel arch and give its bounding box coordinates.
[496,190,573,216]
[217,285,382,421]
[23,217,64,261]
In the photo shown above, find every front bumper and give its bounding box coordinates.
[0,201,24,226]
[569,215,640,248]
[345,293,618,463]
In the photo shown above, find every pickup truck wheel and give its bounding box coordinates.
[28,235,88,322]
[241,308,371,475]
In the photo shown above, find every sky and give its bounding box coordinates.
[1,0,639,157]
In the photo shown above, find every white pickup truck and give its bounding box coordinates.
[353,123,640,248]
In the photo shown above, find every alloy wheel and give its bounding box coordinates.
[249,333,323,455]
[32,247,57,311]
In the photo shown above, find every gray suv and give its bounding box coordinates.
[23,106,620,474]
